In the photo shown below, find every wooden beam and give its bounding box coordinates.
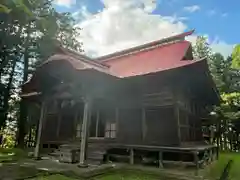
[129,148,134,165]
[73,110,79,138]
[186,112,190,141]
[115,107,119,137]
[27,109,32,147]
[142,108,146,141]
[209,149,213,163]
[34,101,46,159]
[95,110,99,137]
[175,104,181,143]
[158,151,163,168]
[79,98,91,165]
[56,112,62,138]
[194,151,199,176]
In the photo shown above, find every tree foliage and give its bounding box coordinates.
[0,0,82,147]
[232,44,240,69]
[194,36,240,151]
[216,93,240,121]
[0,0,32,15]
[193,36,213,60]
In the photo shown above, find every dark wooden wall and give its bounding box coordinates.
[117,108,142,144]
[37,69,207,147]
[145,107,178,146]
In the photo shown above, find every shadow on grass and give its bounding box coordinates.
[93,170,179,180]
[0,148,28,162]
[203,152,240,180]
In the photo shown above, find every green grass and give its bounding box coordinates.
[203,152,240,180]
[0,148,239,180]
[29,174,78,180]
[0,148,27,162]
[33,172,177,180]
[94,171,178,180]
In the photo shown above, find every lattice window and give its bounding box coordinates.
[105,122,116,138]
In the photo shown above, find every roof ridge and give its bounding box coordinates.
[100,40,191,64]
[94,30,195,61]
[57,46,110,69]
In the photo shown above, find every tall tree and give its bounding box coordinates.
[0,0,82,147]
[232,44,240,69]
[193,36,240,151]
[193,36,213,60]
[17,0,82,147]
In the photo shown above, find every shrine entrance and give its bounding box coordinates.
[89,110,105,139]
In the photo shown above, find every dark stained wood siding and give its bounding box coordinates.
[39,69,206,147]
[117,108,142,144]
[145,107,178,146]
[42,114,58,141]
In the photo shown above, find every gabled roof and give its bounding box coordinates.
[36,30,197,78]
[23,30,208,89]
[95,30,195,61]
[104,40,196,78]
[22,29,220,104]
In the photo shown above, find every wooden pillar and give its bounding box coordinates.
[27,108,32,147]
[209,149,213,163]
[95,110,99,137]
[115,107,119,137]
[34,101,46,159]
[56,112,62,138]
[129,148,134,165]
[186,111,190,141]
[175,104,181,143]
[142,108,146,141]
[194,151,199,176]
[73,110,79,139]
[158,151,163,168]
[79,98,91,165]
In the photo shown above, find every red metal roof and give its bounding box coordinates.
[95,30,195,61]
[33,30,197,79]
[40,40,199,78]
[105,40,198,78]
[23,30,205,91]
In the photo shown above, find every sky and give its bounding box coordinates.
[53,0,238,58]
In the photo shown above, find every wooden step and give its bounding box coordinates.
[87,159,102,165]
[48,151,60,157]
[60,144,81,150]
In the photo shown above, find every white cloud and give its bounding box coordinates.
[211,38,234,57]
[187,35,234,58]
[74,0,233,58]
[183,5,200,13]
[54,0,76,8]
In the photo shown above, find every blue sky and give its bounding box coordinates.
[54,0,237,57]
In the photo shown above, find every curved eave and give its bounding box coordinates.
[21,54,117,92]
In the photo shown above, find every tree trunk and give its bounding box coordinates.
[229,131,233,152]
[223,119,228,151]
[216,120,220,157]
[17,49,29,148]
[1,59,17,128]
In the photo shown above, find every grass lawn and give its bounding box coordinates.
[0,148,240,180]
[203,152,240,180]
[0,148,27,162]
[29,174,78,180]
[94,171,178,180]
[30,172,179,180]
